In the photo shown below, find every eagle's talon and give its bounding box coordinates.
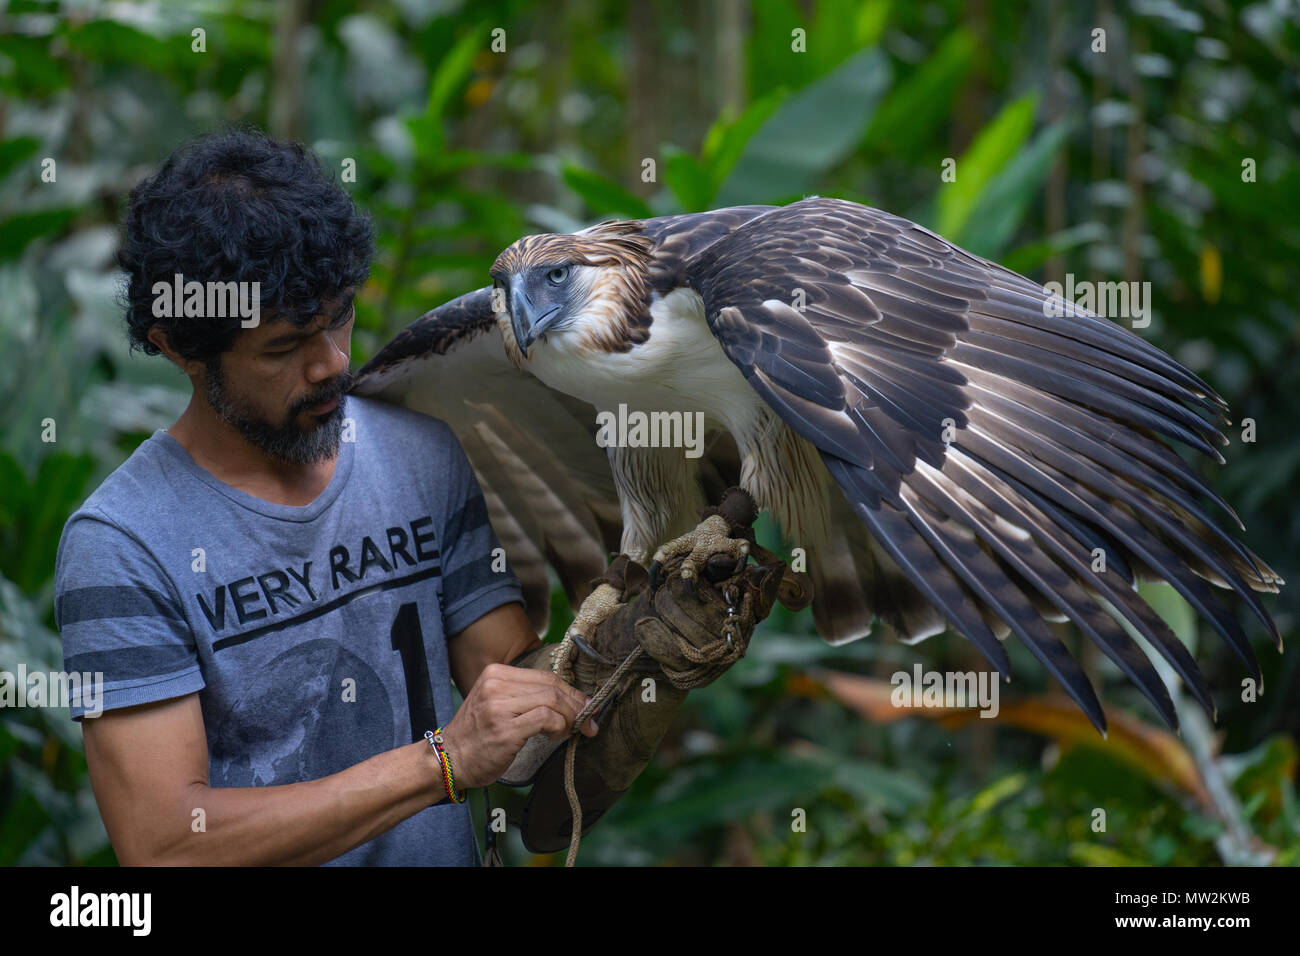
[570,633,610,664]
[647,560,664,593]
[649,514,751,596]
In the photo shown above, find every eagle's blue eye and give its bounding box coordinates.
[546,266,570,285]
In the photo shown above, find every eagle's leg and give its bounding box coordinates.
[607,442,704,565]
[556,445,705,667]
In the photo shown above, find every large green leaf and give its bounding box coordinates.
[1002,222,1106,275]
[0,452,94,592]
[0,34,69,97]
[810,0,887,75]
[407,26,487,158]
[425,26,486,124]
[0,209,77,262]
[935,93,1038,238]
[560,164,654,220]
[865,29,976,159]
[0,137,42,183]
[955,120,1073,258]
[64,19,180,74]
[1138,581,1198,653]
[700,90,786,191]
[718,47,892,206]
[661,146,714,213]
[746,0,818,96]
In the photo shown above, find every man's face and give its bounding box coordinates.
[201,297,355,465]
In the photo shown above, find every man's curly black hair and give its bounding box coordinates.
[119,127,374,361]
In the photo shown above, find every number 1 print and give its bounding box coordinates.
[390,602,437,742]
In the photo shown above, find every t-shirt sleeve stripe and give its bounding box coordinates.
[442,581,524,638]
[435,423,525,637]
[56,584,186,627]
[65,644,200,676]
[73,667,205,721]
[442,493,490,546]
[55,512,203,720]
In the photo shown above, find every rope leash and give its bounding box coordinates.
[557,583,747,866]
[562,644,645,867]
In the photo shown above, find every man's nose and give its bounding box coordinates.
[306,330,349,381]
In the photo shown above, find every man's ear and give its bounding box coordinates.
[147,327,205,377]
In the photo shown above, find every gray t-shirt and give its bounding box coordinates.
[53,394,524,865]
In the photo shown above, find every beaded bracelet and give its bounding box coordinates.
[424,728,467,803]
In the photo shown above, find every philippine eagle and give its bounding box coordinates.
[353,196,1282,734]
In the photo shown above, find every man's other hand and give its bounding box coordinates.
[438,664,598,790]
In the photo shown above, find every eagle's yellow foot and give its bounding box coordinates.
[647,514,749,596]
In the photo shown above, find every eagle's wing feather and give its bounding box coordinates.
[689,196,1280,733]
[351,288,622,634]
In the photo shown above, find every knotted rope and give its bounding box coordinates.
[562,644,645,867]
[556,582,750,866]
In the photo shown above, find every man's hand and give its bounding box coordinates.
[438,664,598,790]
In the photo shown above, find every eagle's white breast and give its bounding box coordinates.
[528,287,755,433]
[525,286,831,556]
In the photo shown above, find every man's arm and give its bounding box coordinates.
[81,604,594,866]
[83,680,594,865]
[446,600,539,696]
[82,694,451,866]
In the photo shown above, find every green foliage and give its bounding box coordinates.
[0,452,94,593]
[561,164,655,220]
[936,93,1038,238]
[956,120,1073,258]
[864,29,975,160]
[717,47,891,206]
[0,577,114,865]
[2,0,1296,867]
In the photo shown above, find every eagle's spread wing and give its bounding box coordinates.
[687,197,1281,732]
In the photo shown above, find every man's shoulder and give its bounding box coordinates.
[348,392,452,435]
[63,432,176,539]
[53,436,182,621]
[347,394,463,466]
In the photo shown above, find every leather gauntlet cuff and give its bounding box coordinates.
[499,488,790,854]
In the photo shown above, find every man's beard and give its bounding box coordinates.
[203,358,353,465]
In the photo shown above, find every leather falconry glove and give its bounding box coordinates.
[499,486,812,858]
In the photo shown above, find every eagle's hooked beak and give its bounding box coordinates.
[510,287,562,356]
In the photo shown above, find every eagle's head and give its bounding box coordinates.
[489,220,655,366]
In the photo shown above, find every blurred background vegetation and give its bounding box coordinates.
[0,0,1297,866]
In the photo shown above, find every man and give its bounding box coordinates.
[53,129,762,866]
